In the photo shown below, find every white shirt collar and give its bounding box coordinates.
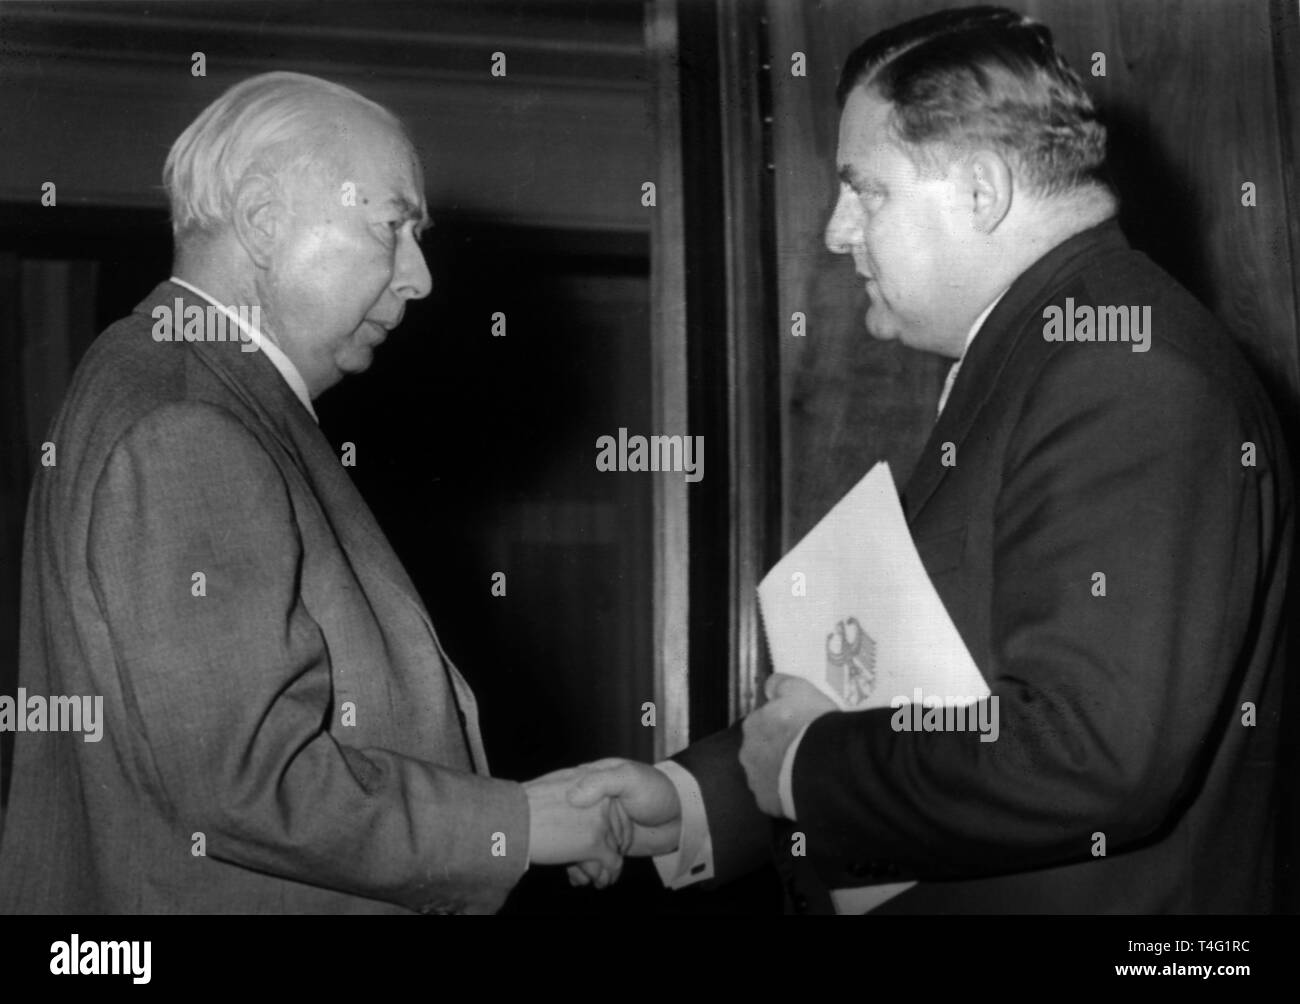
[168,276,318,423]
[962,288,1008,357]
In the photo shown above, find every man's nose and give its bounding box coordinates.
[394,230,433,300]
[824,189,860,256]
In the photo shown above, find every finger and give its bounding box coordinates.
[772,677,837,715]
[739,748,758,793]
[579,757,630,772]
[571,862,617,889]
[567,765,634,808]
[759,676,800,697]
[596,861,623,890]
[594,843,623,873]
[530,766,581,785]
[571,858,605,885]
[629,822,678,857]
[597,848,625,889]
[607,797,632,855]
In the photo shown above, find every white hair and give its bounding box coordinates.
[163,71,410,238]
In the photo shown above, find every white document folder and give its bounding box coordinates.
[756,461,990,913]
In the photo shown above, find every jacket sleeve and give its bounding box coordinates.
[671,723,772,884]
[86,402,528,913]
[789,344,1281,879]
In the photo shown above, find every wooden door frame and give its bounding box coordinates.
[647,0,779,756]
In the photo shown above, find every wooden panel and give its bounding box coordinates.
[0,4,651,233]
[1021,0,1300,417]
[767,0,955,546]
[718,0,781,721]
[647,0,692,757]
[767,0,1300,543]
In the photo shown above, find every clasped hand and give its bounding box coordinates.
[523,674,834,888]
[523,758,682,888]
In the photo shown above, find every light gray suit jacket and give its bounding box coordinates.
[0,281,528,914]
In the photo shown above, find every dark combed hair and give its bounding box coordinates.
[836,5,1109,198]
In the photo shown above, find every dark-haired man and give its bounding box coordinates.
[570,6,1293,914]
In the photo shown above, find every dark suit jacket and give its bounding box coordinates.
[677,220,1294,913]
[0,281,528,914]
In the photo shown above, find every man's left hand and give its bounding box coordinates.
[740,674,837,817]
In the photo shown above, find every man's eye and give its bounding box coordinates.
[843,181,880,206]
[856,192,885,216]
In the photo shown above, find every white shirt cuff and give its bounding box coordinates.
[778,722,814,820]
[651,760,715,888]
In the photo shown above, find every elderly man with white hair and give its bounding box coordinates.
[0,71,622,914]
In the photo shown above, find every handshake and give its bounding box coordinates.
[523,758,682,888]
[522,674,837,888]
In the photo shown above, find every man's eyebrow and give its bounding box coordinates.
[838,165,874,190]
[385,195,432,235]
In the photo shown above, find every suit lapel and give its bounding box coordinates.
[902,295,1021,522]
[285,424,492,772]
[900,220,1131,523]
[132,283,427,610]
[131,283,490,770]
[281,400,492,772]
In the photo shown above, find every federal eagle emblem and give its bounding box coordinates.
[825,617,877,707]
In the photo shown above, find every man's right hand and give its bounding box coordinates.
[564,758,682,887]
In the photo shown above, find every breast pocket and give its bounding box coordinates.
[914,524,967,575]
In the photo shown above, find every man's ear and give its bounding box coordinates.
[230,174,283,269]
[964,149,1013,234]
